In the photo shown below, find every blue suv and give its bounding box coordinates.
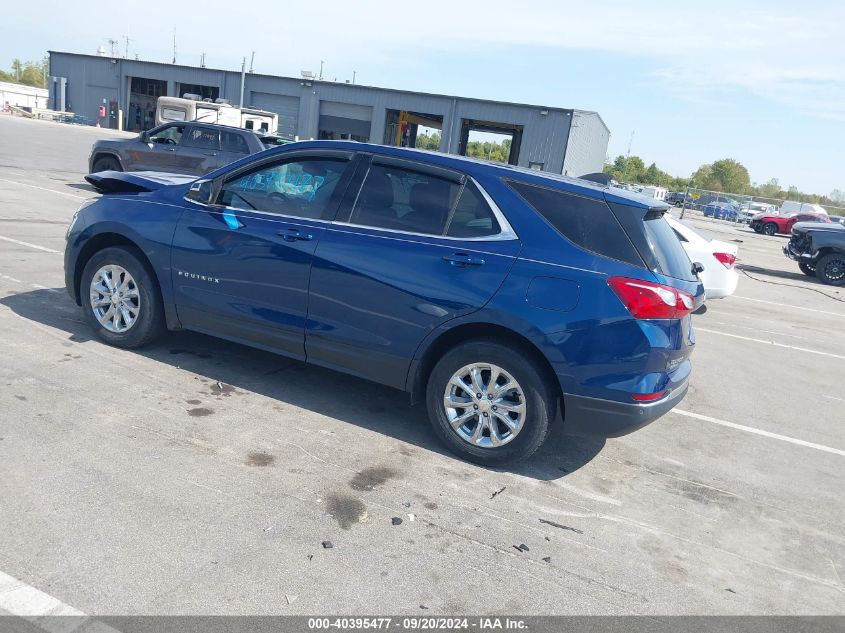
[65,141,703,464]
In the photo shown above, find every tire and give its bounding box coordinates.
[816,253,845,286]
[798,262,816,277]
[753,224,763,233]
[425,339,556,466]
[80,246,164,348]
[91,155,122,173]
[763,222,777,236]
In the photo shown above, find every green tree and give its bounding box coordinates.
[414,131,441,151]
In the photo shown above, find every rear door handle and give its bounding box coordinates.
[203,152,217,156]
[443,253,485,267]
[277,228,313,242]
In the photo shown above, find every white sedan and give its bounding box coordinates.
[665,214,739,299]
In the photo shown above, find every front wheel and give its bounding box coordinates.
[91,155,122,173]
[798,262,816,277]
[763,222,778,236]
[816,253,845,286]
[426,340,556,465]
[80,246,164,348]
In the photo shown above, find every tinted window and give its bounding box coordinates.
[218,157,348,219]
[185,127,220,150]
[445,183,500,238]
[148,124,184,145]
[642,213,696,281]
[349,164,460,236]
[222,131,250,154]
[508,181,642,266]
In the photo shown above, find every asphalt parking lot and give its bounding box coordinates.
[0,114,842,616]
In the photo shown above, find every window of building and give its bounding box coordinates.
[218,158,348,220]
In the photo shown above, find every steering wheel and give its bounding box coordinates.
[164,138,177,145]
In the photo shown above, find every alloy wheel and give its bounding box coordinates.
[89,265,140,333]
[443,363,526,448]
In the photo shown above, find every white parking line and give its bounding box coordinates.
[0,235,60,253]
[733,295,845,318]
[0,177,87,200]
[695,326,845,360]
[0,569,121,633]
[674,409,845,457]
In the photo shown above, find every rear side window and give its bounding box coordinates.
[185,127,220,150]
[641,211,696,281]
[222,131,250,154]
[446,183,500,238]
[507,181,642,266]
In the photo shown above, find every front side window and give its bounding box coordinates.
[217,157,348,219]
[148,124,184,145]
[185,127,220,150]
[349,164,460,236]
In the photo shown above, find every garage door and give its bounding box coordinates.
[250,93,299,139]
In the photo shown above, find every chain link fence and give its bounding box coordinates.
[674,187,845,223]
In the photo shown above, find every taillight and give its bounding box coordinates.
[631,390,667,402]
[608,276,695,319]
[713,252,736,269]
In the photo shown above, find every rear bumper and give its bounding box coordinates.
[562,382,689,438]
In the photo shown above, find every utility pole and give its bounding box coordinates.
[249,51,255,73]
[108,39,119,57]
[623,129,635,181]
[352,70,356,85]
[239,57,246,108]
[319,60,324,80]
[172,28,177,64]
[124,35,132,59]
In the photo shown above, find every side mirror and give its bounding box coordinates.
[139,131,149,143]
[185,179,214,205]
[692,262,705,275]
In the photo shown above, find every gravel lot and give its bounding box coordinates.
[0,114,842,616]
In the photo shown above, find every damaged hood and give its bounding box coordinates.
[85,171,196,194]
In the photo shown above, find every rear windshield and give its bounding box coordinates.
[642,210,696,281]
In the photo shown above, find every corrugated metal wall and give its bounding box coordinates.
[48,52,609,174]
[562,111,610,177]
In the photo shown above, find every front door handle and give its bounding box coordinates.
[204,152,217,156]
[165,147,176,152]
[277,228,313,242]
[443,253,485,267]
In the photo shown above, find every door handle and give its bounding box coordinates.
[443,253,485,267]
[165,147,176,152]
[203,152,217,156]
[277,228,313,242]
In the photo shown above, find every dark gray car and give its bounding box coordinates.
[88,122,269,175]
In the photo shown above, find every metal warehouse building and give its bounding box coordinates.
[49,51,610,176]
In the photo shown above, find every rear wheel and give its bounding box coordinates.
[426,339,555,465]
[80,246,164,348]
[763,222,777,236]
[798,262,816,277]
[816,253,845,286]
[91,155,121,173]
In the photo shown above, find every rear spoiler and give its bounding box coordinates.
[85,171,196,194]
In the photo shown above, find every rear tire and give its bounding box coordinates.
[798,262,816,277]
[80,246,164,348]
[816,253,845,286]
[91,155,122,173]
[763,222,777,236]
[425,339,556,466]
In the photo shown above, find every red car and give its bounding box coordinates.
[750,212,831,236]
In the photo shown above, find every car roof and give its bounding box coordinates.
[168,121,258,134]
[268,140,665,210]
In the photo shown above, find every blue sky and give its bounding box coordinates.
[1,0,842,195]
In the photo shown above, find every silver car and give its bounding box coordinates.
[88,122,268,175]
